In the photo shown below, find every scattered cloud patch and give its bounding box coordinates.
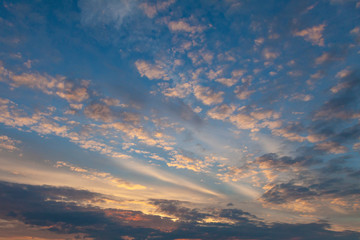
[0,135,21,152]
[193,85,224,105]
[294,24,326,46]
[135,60,169,80]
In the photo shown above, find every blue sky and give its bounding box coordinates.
[0,0,360,239]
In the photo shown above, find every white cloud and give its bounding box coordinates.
[79,0,136,28]
[0,64,89,102]
[229,113,257,130]
[193,85,224,105]
[168,20,205,34]
[294,24,326,46]
[290,93,313,102]
[140,0,175,18]
[315,52,330,65]
[231,69,246,78]
[262,48,279,60]
[215,77,238,87]
[167,154,210,172]
[0,135,21,152]
[135,60,169,80]
[335,68,351,79]
[0,98,42,128]
[207,69,223,80]
[162,82,192,98]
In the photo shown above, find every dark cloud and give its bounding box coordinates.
[0,181,171,239]
[0,181,359,240]
[84,102,114,122]
[258,153,360,205]
[332,123,360,144]
[149,199,210,222]
[349,170,360,178]
[261,182,318,204]
[163,221,360,240]
[256,152,321,169]
[83,101,142,125]
[218,208,258,222]
[314,71,360,120]
[163,98,204,127]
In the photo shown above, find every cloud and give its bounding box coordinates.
[330,69,352,93]
[234,87,255,100]
[294,24,326,46]
[229,113,257,129]
[193,85,224,105]
[261,183,318,204]
[140,0,175,18]
[102,122,174,149]
[215,77,238,87]
[255,153,321,170]
[162,82,192,98]
[313,71,360,120]
[231,69,247,78]
[271,122,307,142]
[0,181,359,240]
[315,141,347,154]
[168,20,205,34]
[56,161,146,190]
[78,0,137,28]
[354,142,360,150]
[150,199,210,222]
[250,110,279,120]
[55,81,89,102]
[0,135,21,152]
[1,1,360,238]
[207,105,281,133]
[262,48,279,60]
[0,97,132,161]
[9,72,58,94]
[290,93,313,101]
[218,208,257,221]
[167,154,209,172]
[84,103,114,122]
[207,69,223,80]
[135,60,169,80]
[229,109,279,131]
[0,64,89,102]
[314,50,345,65]
[30,119,69,137]
[0,98,42,128]
[101,98,125,107]
[254,149,360,215]
[207,104,236,120]
[0,181,175,239]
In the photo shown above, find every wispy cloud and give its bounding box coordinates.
[0,64,89,102]
[79,0,137,28]
[56,161,146,190]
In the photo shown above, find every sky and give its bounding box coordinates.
[0,0,360,239]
